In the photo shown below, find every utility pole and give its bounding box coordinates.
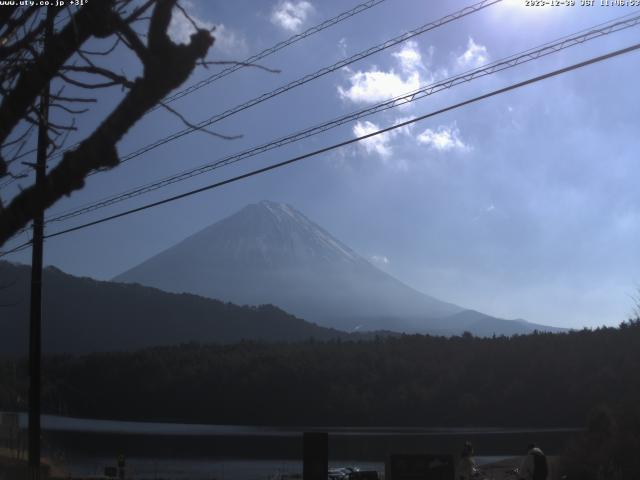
[28,7,53,480]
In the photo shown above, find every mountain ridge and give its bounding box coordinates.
[0,260,359,355]
[114,200,562,335]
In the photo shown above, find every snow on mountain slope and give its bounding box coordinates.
[114,201,555,335]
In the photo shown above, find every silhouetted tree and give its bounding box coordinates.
[0,0,220,246]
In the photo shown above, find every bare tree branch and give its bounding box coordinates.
[115,21,148,61]
[123,0,157,23]
[0,0,215,245]
[158,101,242,140]
[50,95,97,104]
[49,104,90,115]
[0,1,120,167]
[79,37,121,57]
[199,60,281,74]
[174,2,200,32]
[59,66,135,89]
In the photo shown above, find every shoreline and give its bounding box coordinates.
[481,456,562,480]
[2,446,566,480]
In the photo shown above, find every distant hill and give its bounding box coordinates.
[0,261,351,355]
[425,310,565,337]
[115,200,562,336]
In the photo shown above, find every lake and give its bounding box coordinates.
[11,414,581,479]
[67,456,514,480]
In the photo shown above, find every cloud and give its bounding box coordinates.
[338,70,421,104]
[212,24,248,56]
[338,38,489,105]
[271,1,314,32]
[416,123,469,152]
[392,41,426,74]
[370,254,390,266]
[338,41,428,104]
[168,2,246,55]
[352,117,415,161]
[169,2,213,44]
[392,116,416,136]
[338,38,348,58]
[472,204,497,222]
[457,37,489,69]
[353,121,394,159]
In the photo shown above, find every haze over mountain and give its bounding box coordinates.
[115,201,561,336]
[0,261,353,355]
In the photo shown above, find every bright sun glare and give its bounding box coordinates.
[495,0,570,24]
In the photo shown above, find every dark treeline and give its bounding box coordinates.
[1,320,640,427]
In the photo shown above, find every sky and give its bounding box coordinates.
[2,0,640,329]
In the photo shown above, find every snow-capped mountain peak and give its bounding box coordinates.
[113,201,555,335]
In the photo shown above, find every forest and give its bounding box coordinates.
[1,319,639,428]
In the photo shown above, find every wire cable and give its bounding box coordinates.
[45,11,640,224]
[0,0,388,190]
[31,41,640,244]
[108,0,502,167]
[2,39,637,258]
[158,0,388,107]
[0,239,33,258]
[4,0,501,190]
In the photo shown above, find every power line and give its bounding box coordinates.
[45,12,640,224]
[0,0,388,190]
[31,41,640,243]
[108,0,502,168]
[2,40,638,258]
[9,0,501,189]
[158,0,388,107]
[0,238,32,258]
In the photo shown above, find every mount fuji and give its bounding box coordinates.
[114,201,560,336]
